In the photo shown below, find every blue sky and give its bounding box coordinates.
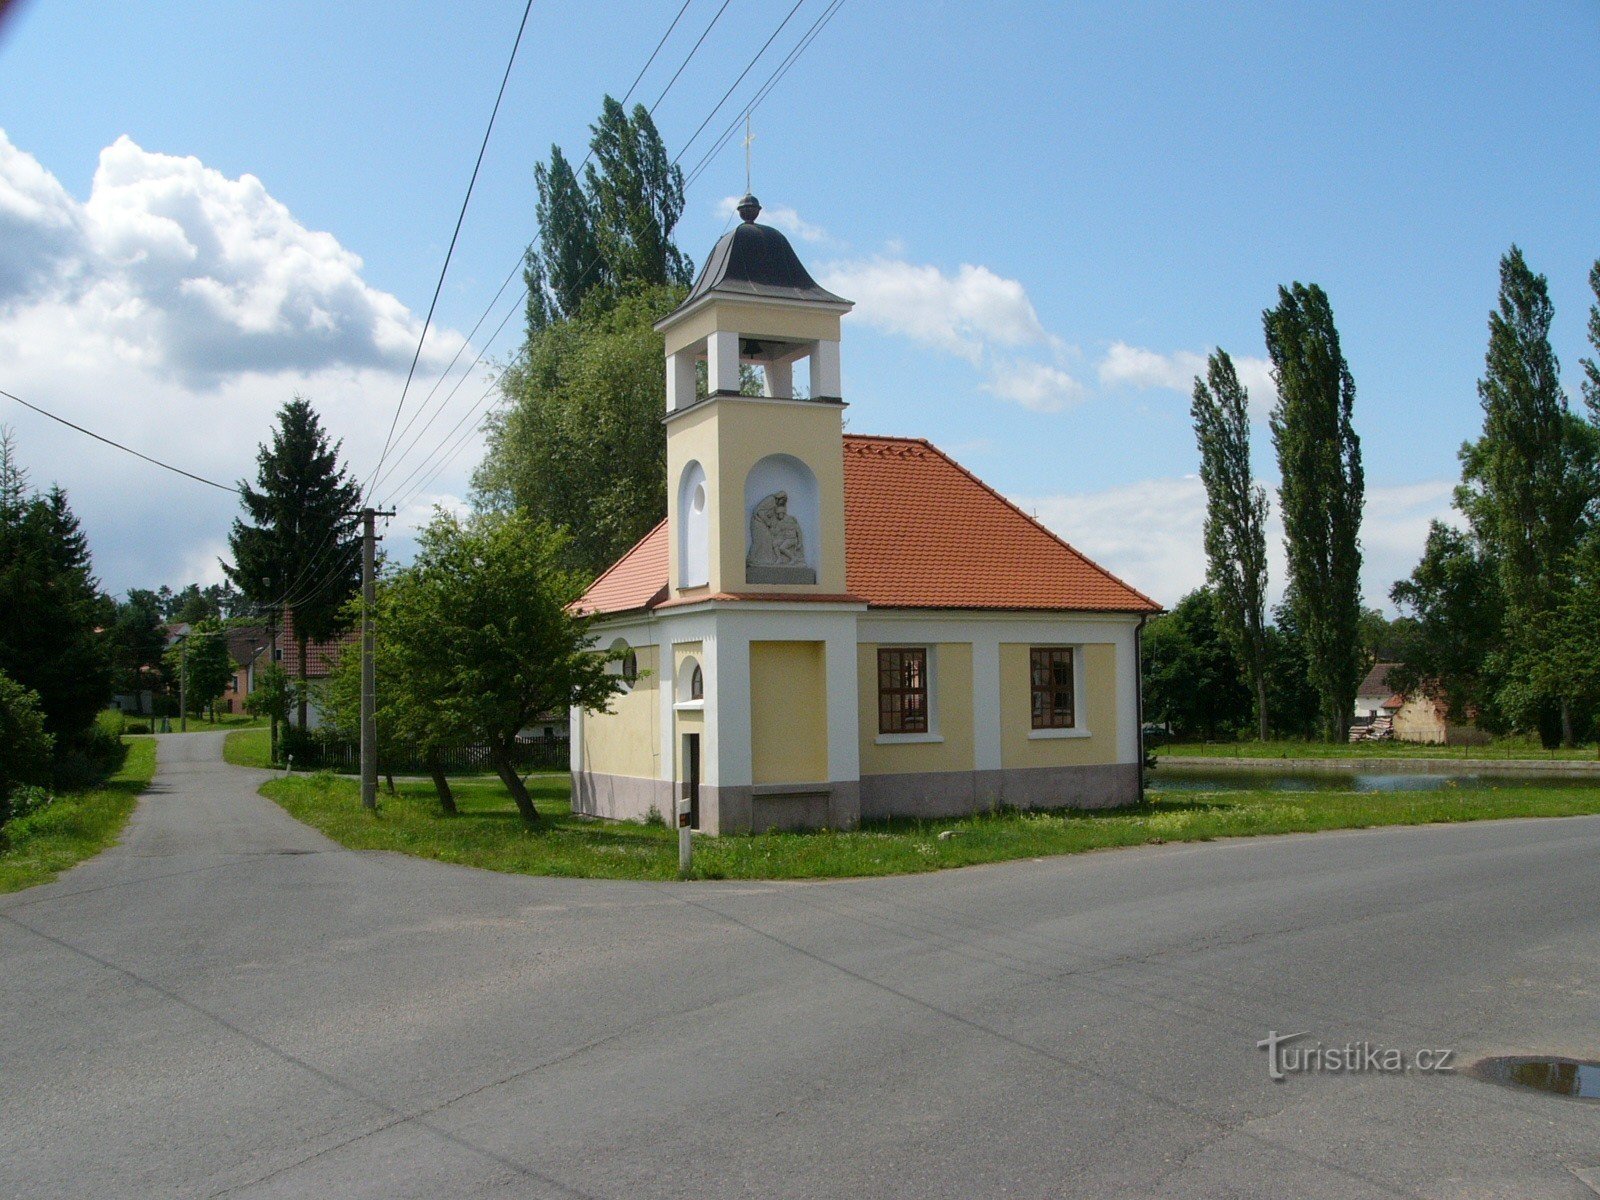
[2,0,1597,608]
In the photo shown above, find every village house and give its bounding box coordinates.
[570,195,1161,834]
[1353,662,1485,746]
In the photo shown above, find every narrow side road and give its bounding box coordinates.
[3,733,1599,1198]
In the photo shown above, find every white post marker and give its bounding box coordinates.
[677,797,693,876]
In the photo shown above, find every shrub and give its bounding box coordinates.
[1,785,53,827]
[0,670,54,818]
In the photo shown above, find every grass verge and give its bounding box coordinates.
[1160,737,1599,762]
[223,727,273,768]
[0,739,157,894]
[262,770,1600,882]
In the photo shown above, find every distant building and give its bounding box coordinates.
[1353,662,1484,745]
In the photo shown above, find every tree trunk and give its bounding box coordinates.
[296,633,309,730]
[1254,670,1269,742]
[384,773,397,796]
[490,741,538,826]
[426,748,457,816]
[268,621,279,765]
[1560,697,1575,750]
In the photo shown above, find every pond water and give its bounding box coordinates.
[1146,766,1600,795]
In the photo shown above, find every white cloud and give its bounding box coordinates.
[1011,475,1458,613]
[820,256,1052,364]
[981,360,1085,413]
[0,128,481,594]
[1097,341,1277,415]
[717,195,833,244]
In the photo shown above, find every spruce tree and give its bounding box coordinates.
[225,397,360,730]
[0,431,111,744]
[1191,350,1270,740]
[1265,283,1365,742]
[1457,247,1600,745]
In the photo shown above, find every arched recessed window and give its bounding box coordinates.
[610,638,639,690]
[622,649,638,685]
[676,655,704,705]
[678,460,709,588]
[690,663,703,700]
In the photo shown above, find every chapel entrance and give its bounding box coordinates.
[681,733,701,830]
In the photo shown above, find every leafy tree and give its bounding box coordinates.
[1389,522,1503,726]
[317,587,471,813]
[0,669,54,817]
[0,430,111,745]
[226,397,361,729]
[1456,247,1600,745]
[476,285,684,577]
[1191,349,1270,739]
[523,97,691,333]
[391,511,625,825]
[1141,589,1253,740]
[164,622,235,720]
[243,662,293,742]
[109,589,168,709]
[1265,282,1365,741]
[1262,610,1322,741]
[1582,258,1600,426]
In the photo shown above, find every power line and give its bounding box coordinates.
[382,0,852,518]
[363,0,538,505]
[673,0,806,166]
[649,0,733,115]
[2,386,237,494]
[369,1,706,501]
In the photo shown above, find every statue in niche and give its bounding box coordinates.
[746,491,816,584]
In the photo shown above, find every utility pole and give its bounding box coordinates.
[360,507,395,810]
[179,635,188,733]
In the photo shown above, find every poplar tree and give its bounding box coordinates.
[1191,350,1270,740]
[225,397,361,730]
[1265,283,1365,742]
[1582,258,1600,426]
[1457,247,1600,745]
[521,97,690,335]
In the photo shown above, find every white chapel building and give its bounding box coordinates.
[570,194,1160,834]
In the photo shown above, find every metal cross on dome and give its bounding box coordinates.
[743,115,755,194]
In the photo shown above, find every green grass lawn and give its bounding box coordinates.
[262,769,1600,882]
[102,708,268,736]
[0,739,157,894]
[223,726,274,768]
[1160,737,1599,762]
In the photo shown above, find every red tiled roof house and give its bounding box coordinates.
[571,195,1160,834]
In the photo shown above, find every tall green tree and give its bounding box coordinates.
[391,511,625,825]
[1581,258,1600,426]
[1389,522,1503,726]
[1265,282,1365,741]
[0,430,111,745]
[1141,588,1254,740]
[476,285,683,577]
[522,97,691,334]
[164,622,235,721]
[1456,247,1600,745]
[1191,349,1270,740]
[109,589,168,710]
[225,397,361,730]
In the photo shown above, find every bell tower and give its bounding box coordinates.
[656,194,854,599]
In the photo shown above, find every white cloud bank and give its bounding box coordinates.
[1097,341,1278,414]
[0,129,477,593]
[1012,476,1460,614]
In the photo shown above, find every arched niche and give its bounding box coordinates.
[676,655,703,703]
[743,454,819,585]
[608,637,638,691]
[677,460,709,589]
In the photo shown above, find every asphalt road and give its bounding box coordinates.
[4,733,1599,1199]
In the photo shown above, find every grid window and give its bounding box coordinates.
[878,648,928,734]
[1030,647,1075,729]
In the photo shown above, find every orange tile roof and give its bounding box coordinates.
[575,435,1160,616]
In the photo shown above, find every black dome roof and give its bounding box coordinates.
[680,195,849,308]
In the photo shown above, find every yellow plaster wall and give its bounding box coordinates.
[666,395,847,597]
[999,643,1119,769]
[857,643,976,776]
[749,641,828,784]
[580,644,658,780]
